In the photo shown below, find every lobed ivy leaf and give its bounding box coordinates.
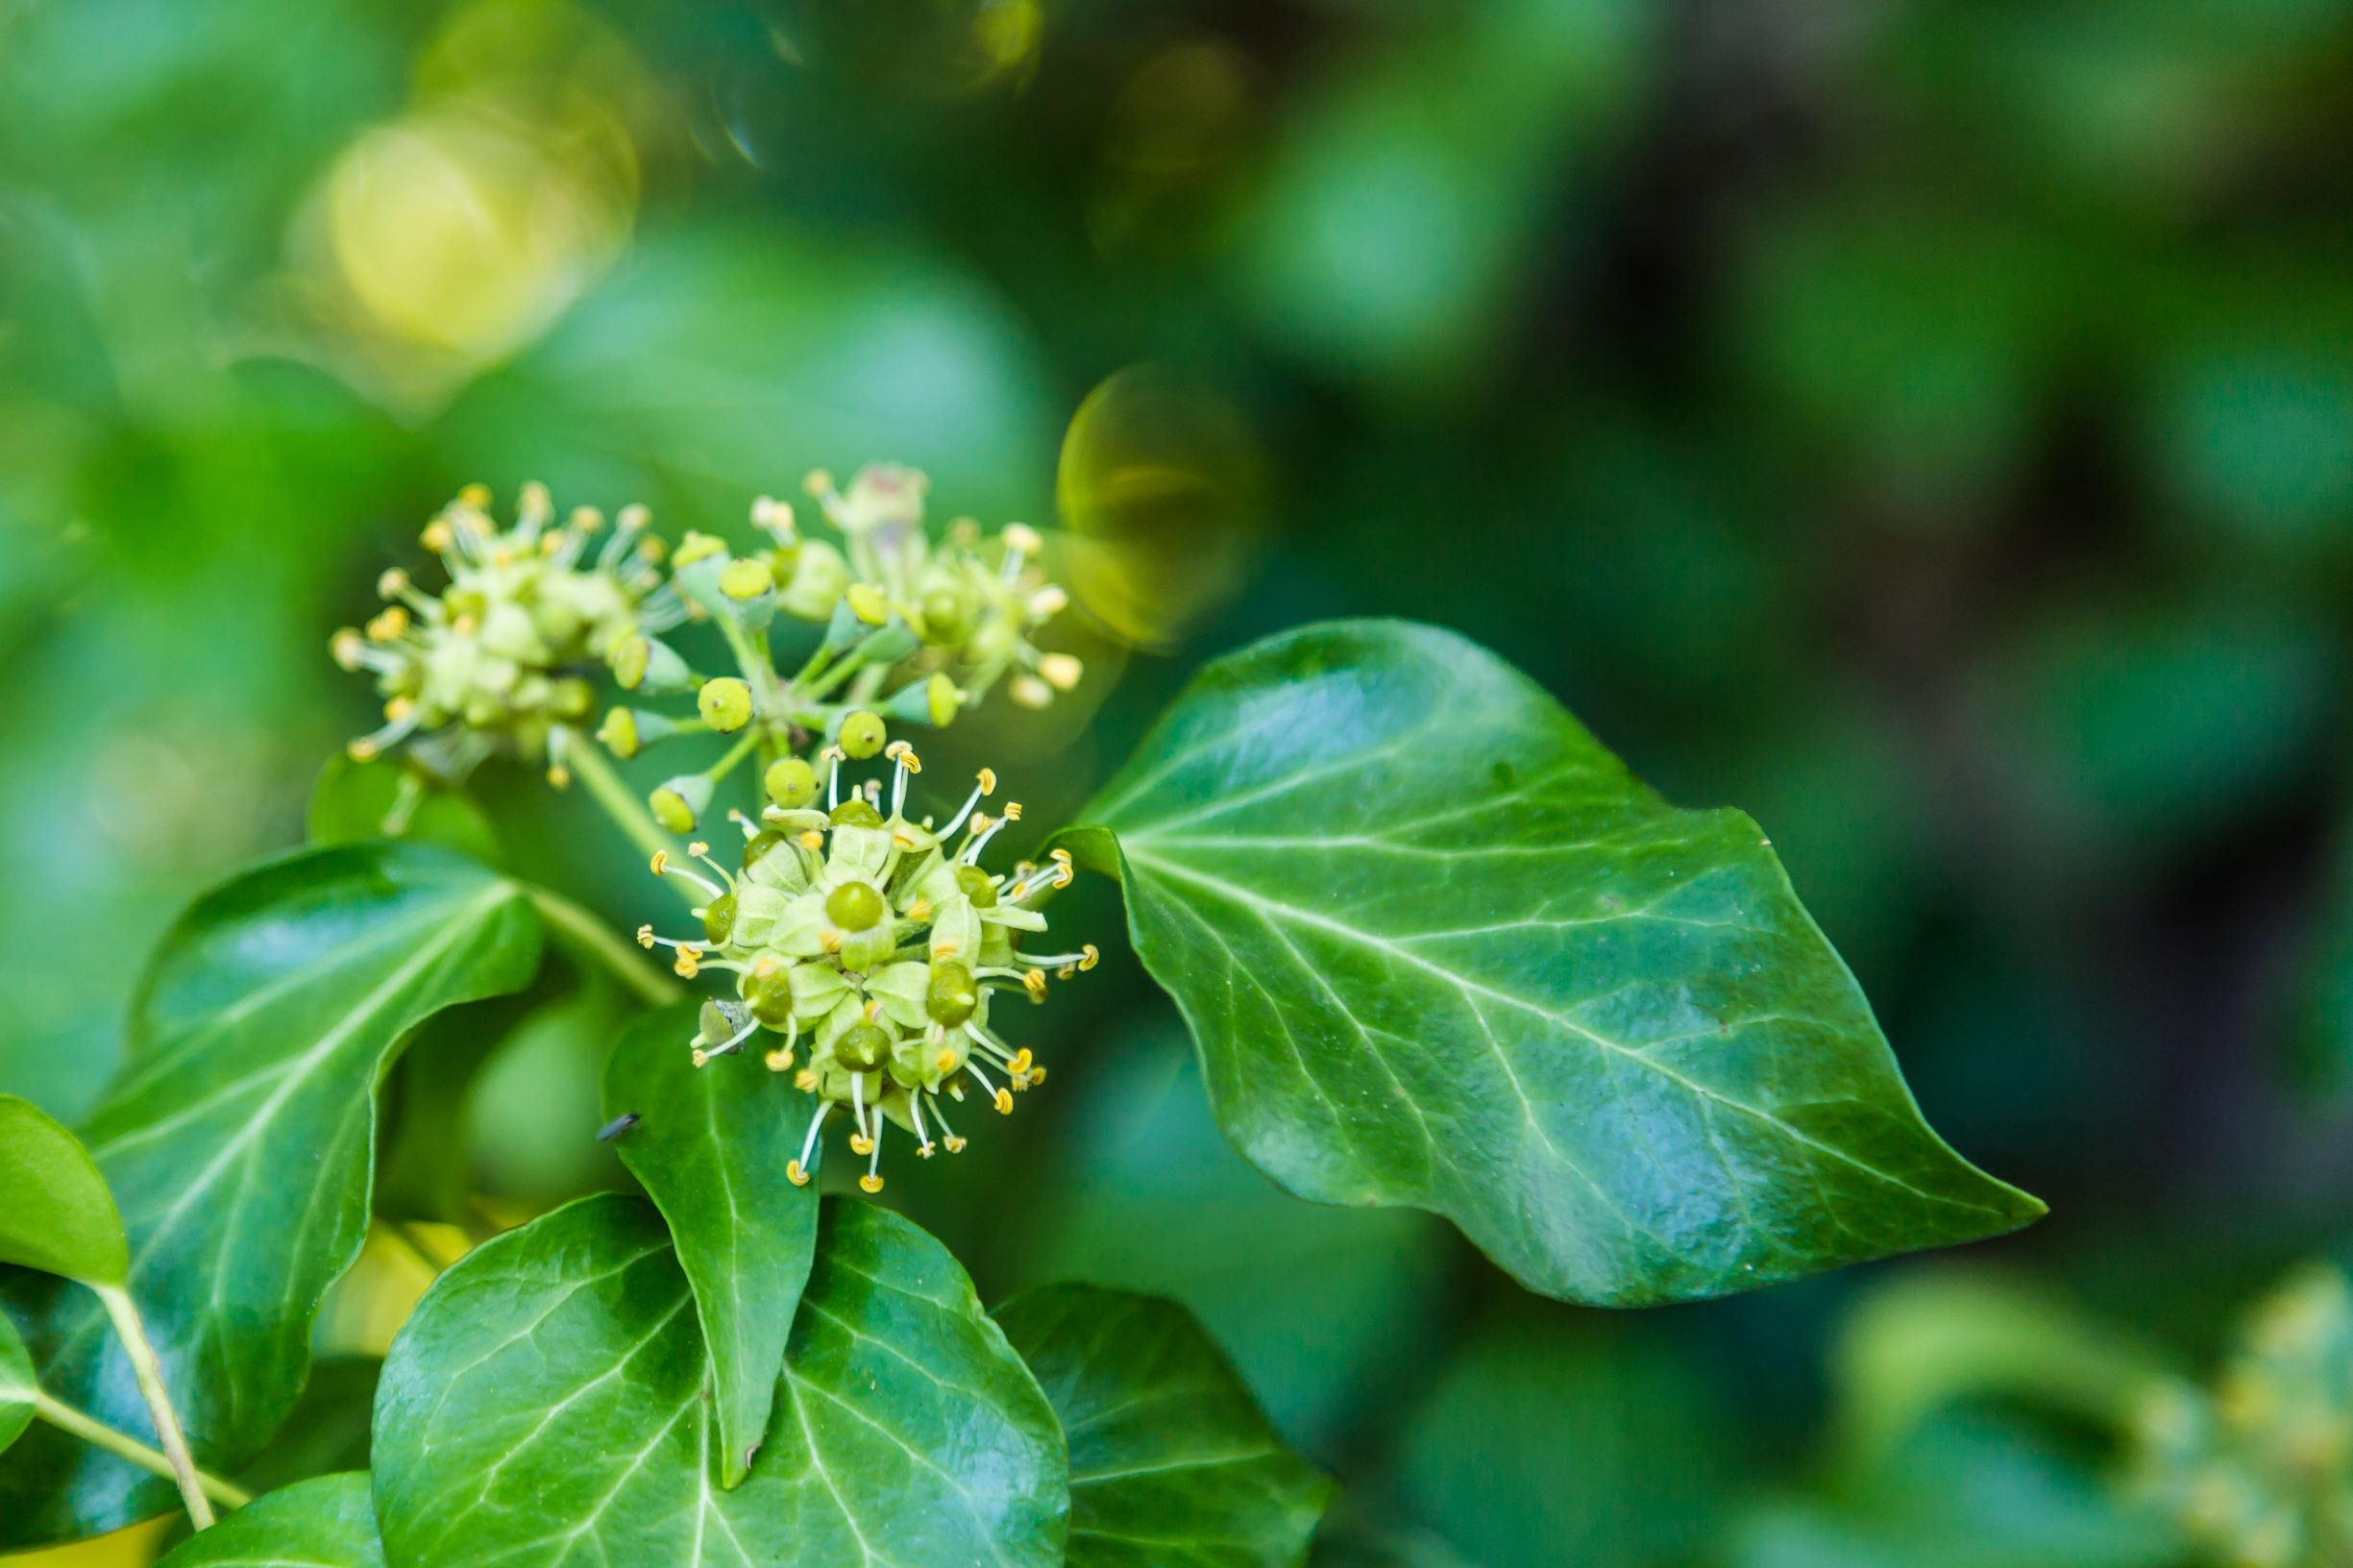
[372,1192,1068,1567]
[997,1283,1335,1568]
[0,1093,129,1286]
[151,1473,384,1568]
[1,1309,36,1458]
[600,1001,822,1489]
[1065,619,2044,1307]
[0,843,541,1549]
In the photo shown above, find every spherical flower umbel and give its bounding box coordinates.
[636,747,1093,1193]
[331,482,680,779]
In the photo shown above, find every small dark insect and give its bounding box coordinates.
[597,1112,641,1143]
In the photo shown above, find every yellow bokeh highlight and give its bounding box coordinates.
[1057,365,1263,649]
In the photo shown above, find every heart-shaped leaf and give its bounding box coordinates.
[0,1094,128,1286]
[601,1001,821,1488]
[997,1284,1334,1568]
[1,1309,37,1458]
[0,843,541,1548]
[152,1473,384,1568]
[1066,620,2043,1307]
[373,1192,1067,1567]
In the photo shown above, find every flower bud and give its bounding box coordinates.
[825,881,886,932]
[609,633,692,694]
[780,541,850,622]
[846,583,891,626]
[672,530,727,568]
[765,757,819,810]
[840,710,888,759]
[650,773,713,834]
[720,557,774,600]
[698,677,754,733]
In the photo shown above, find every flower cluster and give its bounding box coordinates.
[331,482,677,779]
[638,743,1092,1190]
[2134,1263,2353,1567]
[603,463,1079,834]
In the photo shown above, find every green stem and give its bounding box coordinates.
[565,740,673,863]
[527,886,689,1001]
[93,1284,218,1529]
[704,727,764,784]
[32,1391,251,1512]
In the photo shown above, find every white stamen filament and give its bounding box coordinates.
[797,1101,830,1167]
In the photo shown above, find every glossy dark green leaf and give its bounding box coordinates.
[0,1309,36,1458]
[997,1284,1333,1568]
[0,1093,128,1285]
[1066,620,2042,1307]
[601,1001,821,1488]
[151,1473,385,1568]
[0,843,541,1549]
[308,754,502,867]
[373,1193,1067,1567]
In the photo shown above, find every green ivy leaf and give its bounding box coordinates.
[151,1473,384,1568]
[0,1309,37,1458]
[0,1094,129,1286]
[373,1193,1068,1567]
[0,843,541,1549]
[1066,620,2043,1307]
[600,1001,821,1489]
[997,1284,1334,1568]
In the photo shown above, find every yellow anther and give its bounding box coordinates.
[491,548,515,568]
[346,737,380,762]
[798,830,825,850]
[1003,523,1043,554]
[893,832,917,848]
[650,851,670,876]
[674,948,702,978]
[1009,882,1029,901]
[330,629,365,670]
[1079,943,1099,971]
[458,482,492,508]
[820,930,842,954]
[908,898,933,921]
[365,606,409,641]
[1051,847,1073,871]
[968,813,993,837]
[383,696,415,722]
[786,1160,811,1187]
[538,531,563,557]
[752,955,780,977]
[1003,801,1023,821]
[691,1048,710,1067]
[1039,652,1083,692]
[802,468,834,498]
[376,568,408,599]
[863,999,881,1021]
[795,1069,819,1091]
[548,766,572,790]
[420,520,453,552]
[993,1088,1014,1115]
[688,841,710,857]
[1009,1048,1033,1074]
[859,1174,884,1193]
[570,505,604,532]
[452,614,478,636]
[977,768,997,795]
[917,1142,935,1159]
[636,924,655,948]
[765,1046,795,1072]
[1028,1066,1046,1086]
[1022,969,1048,1000]
[849,1134,874,1156]
[944,1134,968,1153]
[886,741,921,773]
[931,941,962,960]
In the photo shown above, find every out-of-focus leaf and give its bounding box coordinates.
[0,1311,37,1458]
[600,1001,821,1488]
[307,754,502,867]
[1830,1270,2173,1465]
[998,1283,1334,1567]
[372,1194,1067,1566]
[1394,1311,1735,1568]
[233,1357,380,1497]
[1066,620,2042,1306]
[151,1473,382,1568]
[0,843,541,1549]
[1728,1409,2180,1568]
[1308,1503,1477,1568]
[1233,0,1647,396]
[0,1095,128,1286]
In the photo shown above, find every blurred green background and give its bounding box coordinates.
[7,0,2353,1561]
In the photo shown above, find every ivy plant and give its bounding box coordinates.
[0,469,2039,1563]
